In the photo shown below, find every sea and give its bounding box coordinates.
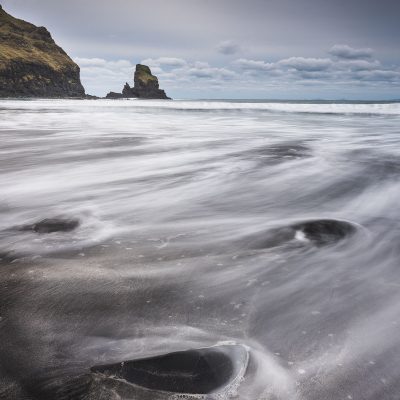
[1,99,400,400]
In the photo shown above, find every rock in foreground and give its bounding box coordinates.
[90,344,248,399]
[245,218,359,249]
[0,5,85,98]
[106,64,171,100]
[19,218,80,234]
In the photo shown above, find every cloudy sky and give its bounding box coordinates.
[3,0,400,99]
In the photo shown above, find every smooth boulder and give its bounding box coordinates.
[91,344,249,397]
[20,218,80,234]
[247,219,358,249]
[292,219,357,245]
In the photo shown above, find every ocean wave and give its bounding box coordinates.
[2,98,400,399]
[0,99,400,116]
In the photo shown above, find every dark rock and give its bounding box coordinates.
[292,219,357,246]
[90,344,248,397]
[247,219,358,249]
[0,251,18,263]
[84,94,100,100]
[106,64,171,100]
[122,82,133,97]
[105,91,124,99]
[132,64,170,99]
[20,218,80,234]
[0,6,85,98]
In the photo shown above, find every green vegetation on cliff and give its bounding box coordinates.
[135,64,158,85]
[0,4,85,97]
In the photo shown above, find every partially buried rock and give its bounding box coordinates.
[20,218,80,234]
[246,219,358,249]
[292,219,357,246]
[106,64,171,100]
[90,344,249,399]
[104,91,124,99]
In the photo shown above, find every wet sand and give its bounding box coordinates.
[1,99,400,399]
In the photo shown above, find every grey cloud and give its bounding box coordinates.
[75,58,132,68]
[234,59,275,71]
[336,59,381,71]
[234,50,399,87]
[278,57,333,71]
[193,61,210,69]
[141,57,187,68]
[187,68,214,78]
[153,61,237,83]
[74,58,108,67]
[297,71,333,80]
[234,57,333,74]
[216,40,240,55]
[355,69,400,82]
[186,66,236,79]
[329,44,373,59]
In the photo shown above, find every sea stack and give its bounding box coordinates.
[106,64,171,100]
[0,5,85,98]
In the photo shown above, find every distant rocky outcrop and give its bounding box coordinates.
[0,5,85,98]
[106,64,171,100]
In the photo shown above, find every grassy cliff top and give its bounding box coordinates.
[135,64,158,84]
[0,5,78,72]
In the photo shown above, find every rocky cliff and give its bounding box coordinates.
[0,5,85,98]
[106,64,170,99]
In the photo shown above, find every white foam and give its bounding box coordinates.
[1,98,400,116]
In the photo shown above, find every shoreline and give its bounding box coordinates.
[0,97,399,103]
